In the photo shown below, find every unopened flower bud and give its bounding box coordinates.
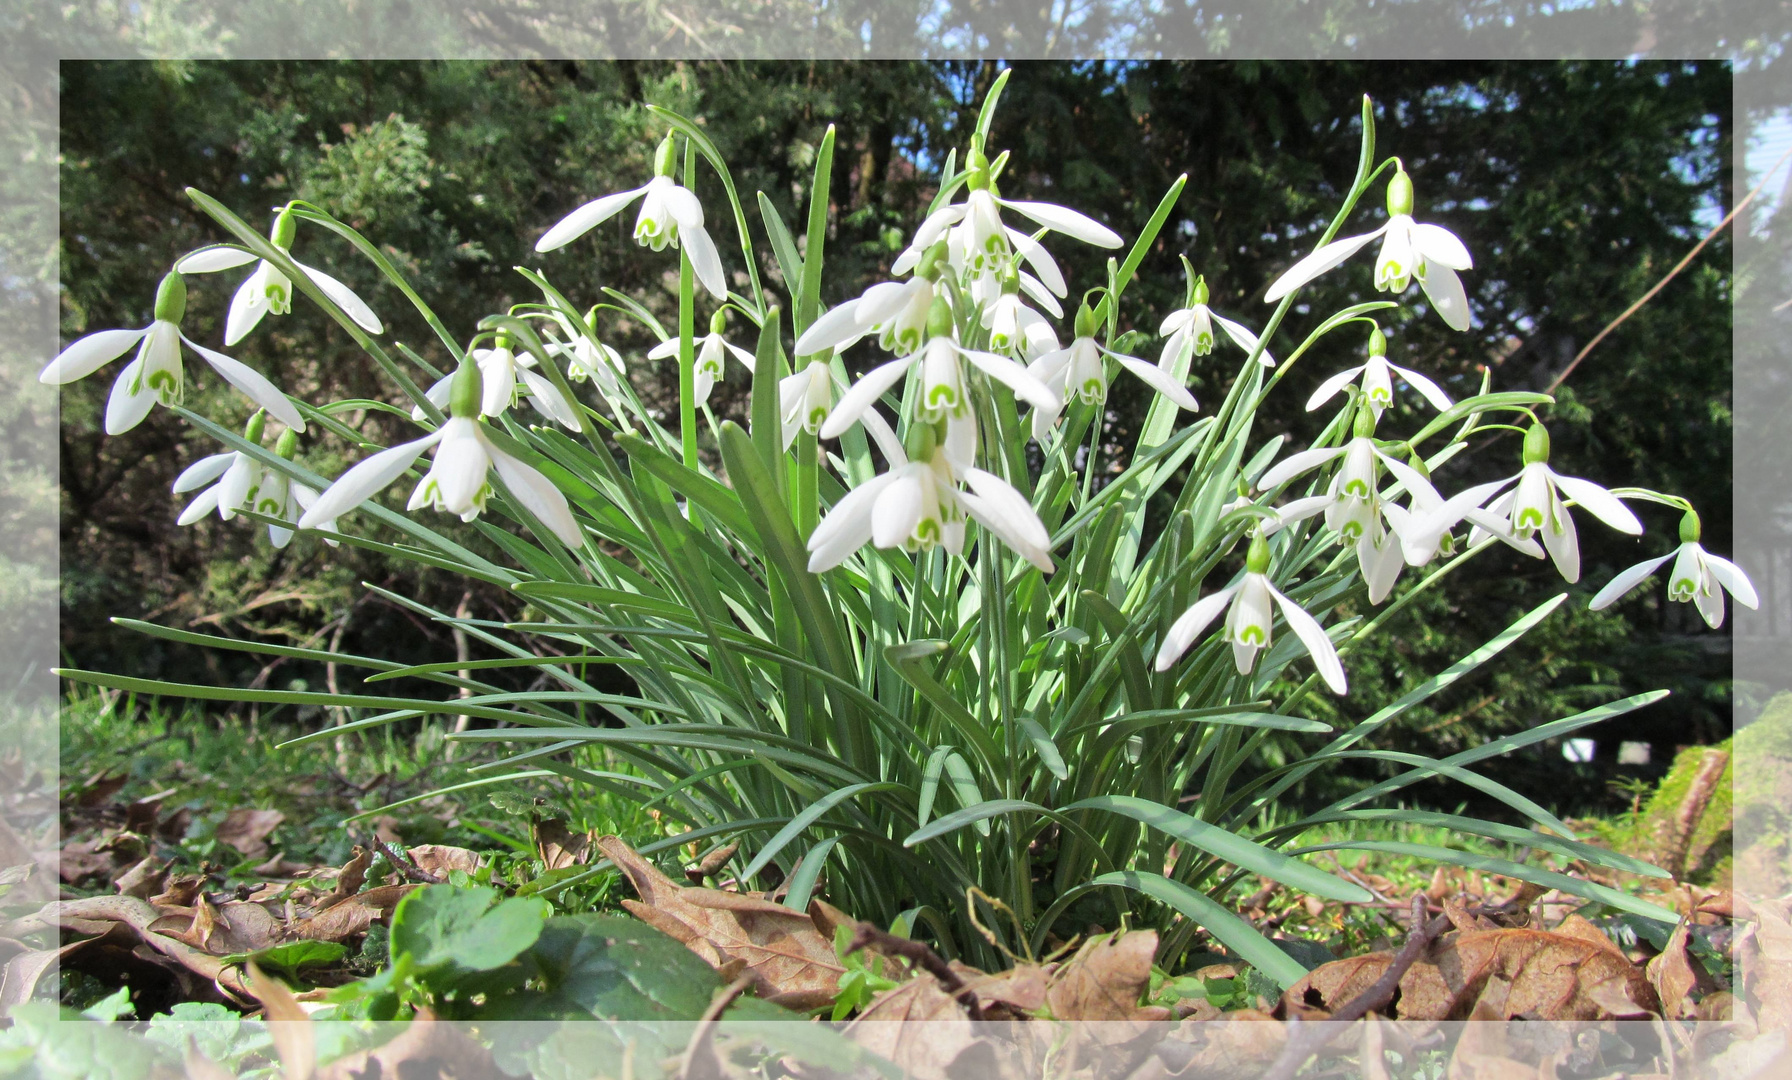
[1368,326,1387,357]
[1353,403,1377,439]
[243,410,267,445]
[710,308,729,336]
[1073,302,1100,341]
[917,240,950,282]
[154,272,187,324]
[1679,509,1701,544]
[1190,274,1209,308]
[275,429,299,459]
[904,418,939,462]
[925,295,954,339]
[1000,263,1021,295]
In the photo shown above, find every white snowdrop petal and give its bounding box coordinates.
[1701,552,1759,609]
[960,348,1061,413]
[224,266,273,346]
[1412,223,1473,270]
[1257,446,1345,491]
[1551,474,1642,535]
[1015,272,1065,319]
[681,222,728,301]
[794,300,866,356]
[518,367,581,430]
[1110,351,1198,412]
[173,452,237,493]
[1418,264,1472,332]
[536,187,648,252]
[870,474,924,548]
[857,407,908,468]
[298,431,441,529]
[1540,502,1581,583]
[1006,228,1068,297]
[998,199,1123,248]
[1214,315,1275,367]
[1264,229,1382,302]
[174,247,260,274]
[1270,585,1348,694]
[820,356,916,440]
[488,443,583,547]
[1589,552,1675,610]
[962,467,1050,550]
[176,487,222,526]
[295,261,383,334]
[1305,366,1364,412]
[184,336,305,431]
[103,358,157,435]
[1388,362,1454,412]
[1154,586,1240,671]
[41,328,149,384]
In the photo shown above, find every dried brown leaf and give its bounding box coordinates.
[595,834,842,1010]
[407,844,482,877]
[316,1010,504,1080]
[216,809,285,858]
[1044,929,1171,1041]
[534,819,591,870]
[1646,922,1705,1019]
[248,960,314,1080]
[846,975,979,1080]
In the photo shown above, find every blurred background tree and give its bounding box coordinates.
[55,58,1735,816]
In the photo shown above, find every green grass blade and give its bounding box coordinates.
[1090,871,1309,988]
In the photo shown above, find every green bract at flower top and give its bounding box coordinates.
[534,132,727,301]
[174,205,384,346]
[297,355,583,547]
[1265,162,1474,331]
[39,272,303,435]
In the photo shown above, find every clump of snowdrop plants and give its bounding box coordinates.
[51,78,1735,977]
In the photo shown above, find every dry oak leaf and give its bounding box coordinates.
[845,974,982,1080]
[1646,921,1707,1019]
[216,808,285,858]
[594,835,843,1010]
[318,1009,505,1080]
[534,819,592,871]
[313,847,372,911]
[291,883,417,943]
[1286,923,1657,1022]
[27,894,254,998]
[407,844,482,877]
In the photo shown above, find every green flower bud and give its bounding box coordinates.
[653,133,677,178]
[449,355,483,419]
[154,272,187,324]
[1368,326,1387,357]
[1386,165,1414,217]
[243,409,267,445]
[1000,263,1021,295]
[1073,302,1100,341]
[1406,447,1430,480]
[271,206,297,249]
[1522,422,1551,465]
[917,240,950,282]
[584,305,602,335]
[710,308,729,336]
[1679,510,1701,544]
[1190,274,1209,308]
[1245,532,1272,575]
[924,295,955,340]
[274,429,299,459]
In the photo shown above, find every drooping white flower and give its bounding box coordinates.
[795,274,938,359]
[39,273,303,435]
[819,296,1059,442]
[1026,303,1198,440]
[546,309,627,396]
[1154,533,1348,694]
[1264,164,1473,331]
[534,133,726,300]
[1159,272,1275,370]
[806,413,1052,574]
[1305,326,1451,417]
[779,359,835,448]
[300,358,582,547]
[647,310,756,408]
[174,207,383,346]
[174,411,270,526]
[417,338,581,430]
[1462,424,1643,583]
[1590,512,1757,628]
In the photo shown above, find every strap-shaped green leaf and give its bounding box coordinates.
[741,781,904,883]
[1316,810,1670,880]
[1067,796,1370,903]
[1090,871,1308,989]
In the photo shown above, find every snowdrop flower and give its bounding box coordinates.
[299,357,582,547]
[1256,409,1443,602]
[806,418,1052,574]
[1265,164,1474,331]
[819,296,1059,441]
[981,266,1062,360]
[416,336,580,430]
[648,309,755,407]
[174,411,269,526]
[1159,272,1274,370]
[1306,326,1451,417]
[39,273,303,436]
[1464,423,1643,583]
[891,141,1121,288]
[547,309,627,396]
[249,430,338,548]
[1154,532,1348,694]
[534,133,726,300]
[1027,303,1198,440]
[779,359,834,449]
[1590,510,1757,628]
[174,206,383,346]
[795,255,943,359]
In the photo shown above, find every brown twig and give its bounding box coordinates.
[1546,137,1792,395]
[846,921,985,1020]
[1259,896,1449,1080]
[367,834,442,885]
